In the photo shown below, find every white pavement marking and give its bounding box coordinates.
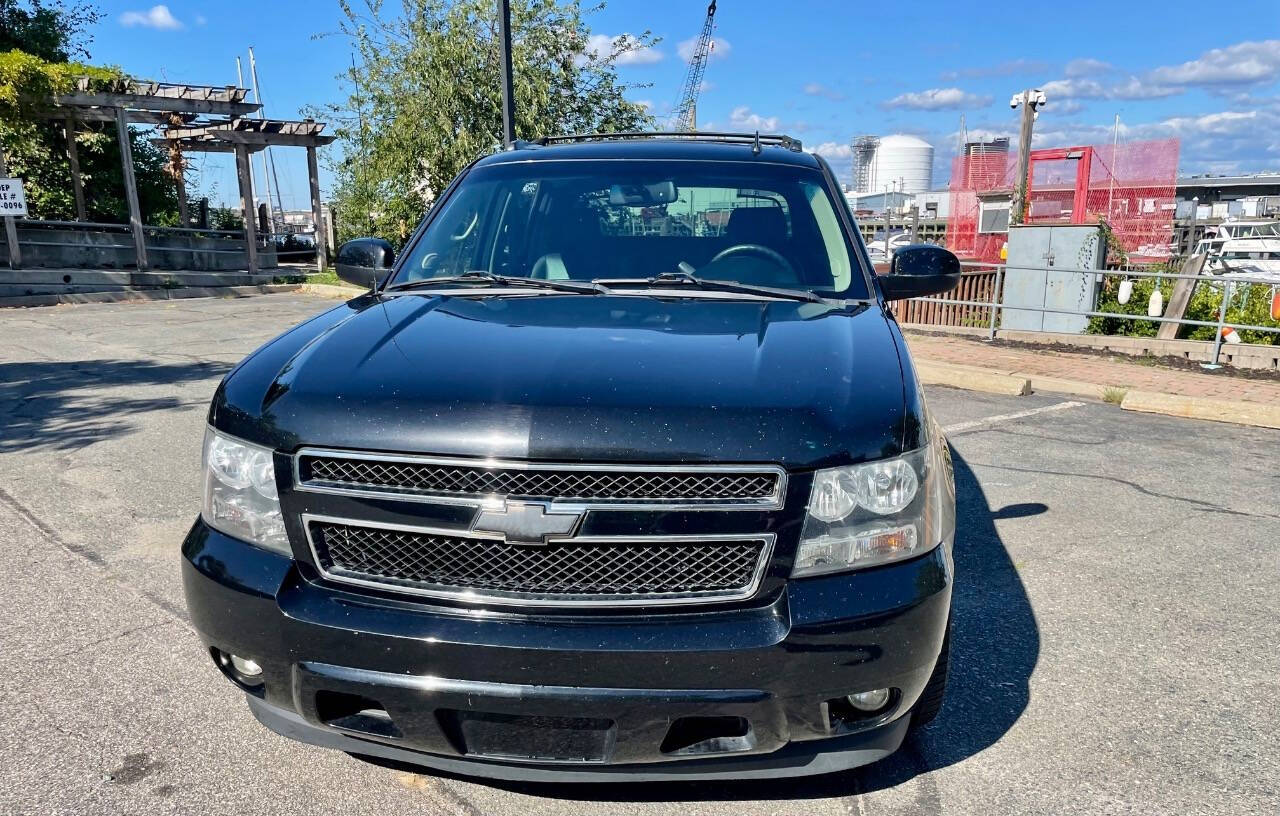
[942,400,1085,435]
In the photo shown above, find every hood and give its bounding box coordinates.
[213,293,914,469]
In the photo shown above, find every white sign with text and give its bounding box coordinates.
[0,178,28,217]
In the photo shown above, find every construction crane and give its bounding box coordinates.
[670,0,717,132]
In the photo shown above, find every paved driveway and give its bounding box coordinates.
[1,295,1276,815]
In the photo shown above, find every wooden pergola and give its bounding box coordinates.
[20,78,335,274]
[152,117,336,273]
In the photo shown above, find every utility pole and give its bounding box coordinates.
[1010,88,1047,226]
[497,0,516,147]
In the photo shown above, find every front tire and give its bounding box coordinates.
[910,618,950,730]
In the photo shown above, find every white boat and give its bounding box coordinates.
[867,232,914,263]
[1193,219,1280,284]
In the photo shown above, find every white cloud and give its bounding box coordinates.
[584,33,663,65]
[120,4,183,30]
[677,36,730,62]
[882,88,992,111]
[1149,110,1262,137]
[1041,76,1180,101]
[1022,107,1280,174]
[804,82,845,101]
[1064,58,1112,77]
[940,59,1049,81]
[728,105,779,131]
[1038,42,1280,107]
[195,15,207,26]
[1149,39,1280,86]
[812,141,852,160]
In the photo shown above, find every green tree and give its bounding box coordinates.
[319,0,654,244]
[0,1,102,61]
[1,1,179,225]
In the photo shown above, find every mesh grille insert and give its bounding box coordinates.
[299,456,779,503]
[309,521,767,601]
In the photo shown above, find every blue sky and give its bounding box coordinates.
[88,1,1280,209]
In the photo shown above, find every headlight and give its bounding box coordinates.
[793,446,935,578]
[201,427,289,554]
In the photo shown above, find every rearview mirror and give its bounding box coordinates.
[878,244,962,301]
[335,238,396,289]
[608,181,678,206]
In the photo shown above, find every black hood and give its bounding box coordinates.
[213,293,916,470]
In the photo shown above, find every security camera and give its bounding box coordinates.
[1009,94,1021,109]
[1034,90,1048,107]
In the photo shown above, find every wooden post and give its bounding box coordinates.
[1011,90,1036,226]
[234,143,258,274]
[0,151,20,270]
[65,116,87,221]
[306,145,326,272]
[115,107,148,271]
[1156,254,1207,341]
[165,116,189,227]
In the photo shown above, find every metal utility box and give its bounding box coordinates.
[1001,224,1104,333]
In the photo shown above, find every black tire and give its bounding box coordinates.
[910,619,950,730]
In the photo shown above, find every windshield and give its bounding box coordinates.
[389,159,869,299]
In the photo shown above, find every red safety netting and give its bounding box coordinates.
[946,149,1018,264]
[947,139,1179,264]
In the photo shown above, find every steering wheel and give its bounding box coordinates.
[709,243,797,278]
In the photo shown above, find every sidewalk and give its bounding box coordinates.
[902,329,1280,429]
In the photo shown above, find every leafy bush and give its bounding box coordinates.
[1088,266,1280,345]
[1,49,180,224]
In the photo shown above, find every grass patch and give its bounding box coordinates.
[1102,386,1128,404]
[272,271,353,288]
[306,271,346,287]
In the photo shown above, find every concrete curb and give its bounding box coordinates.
[914,357,1280,429]
[300,283,363,298]
[1120,390,1280,430]
[1019,374,1110,401]
[915,361,1032,396]
[0,283,300,308]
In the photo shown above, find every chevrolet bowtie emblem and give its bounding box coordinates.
[471,501,582,545]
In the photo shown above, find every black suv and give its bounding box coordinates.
[183,133,959,781]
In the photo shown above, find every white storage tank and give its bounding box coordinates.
[866,134,934,195]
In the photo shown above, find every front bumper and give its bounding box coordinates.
[182,520,950,780]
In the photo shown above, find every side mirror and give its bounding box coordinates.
[335,238,396,289]
[878,244,962,301]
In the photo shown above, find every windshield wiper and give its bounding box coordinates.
[385,271,609,295]
[599,270,822,303]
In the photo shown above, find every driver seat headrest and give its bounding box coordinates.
[726,206,787,245]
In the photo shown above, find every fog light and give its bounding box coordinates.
[229,654,262,677]
[846,688,891,712]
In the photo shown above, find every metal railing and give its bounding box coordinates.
[894,259,1280,368]
[1,218,287,267]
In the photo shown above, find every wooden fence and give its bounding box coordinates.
[888,267,1002,328]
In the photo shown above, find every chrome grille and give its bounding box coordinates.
[307,519,771,605]
[297,452,782,506]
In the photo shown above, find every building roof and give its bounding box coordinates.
[1177,174,1280,190]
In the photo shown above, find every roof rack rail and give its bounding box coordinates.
[534,131,804,152]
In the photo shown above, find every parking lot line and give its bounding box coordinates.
[942,401,1085,435]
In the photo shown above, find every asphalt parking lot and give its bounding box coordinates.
[1,293,1277,816]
